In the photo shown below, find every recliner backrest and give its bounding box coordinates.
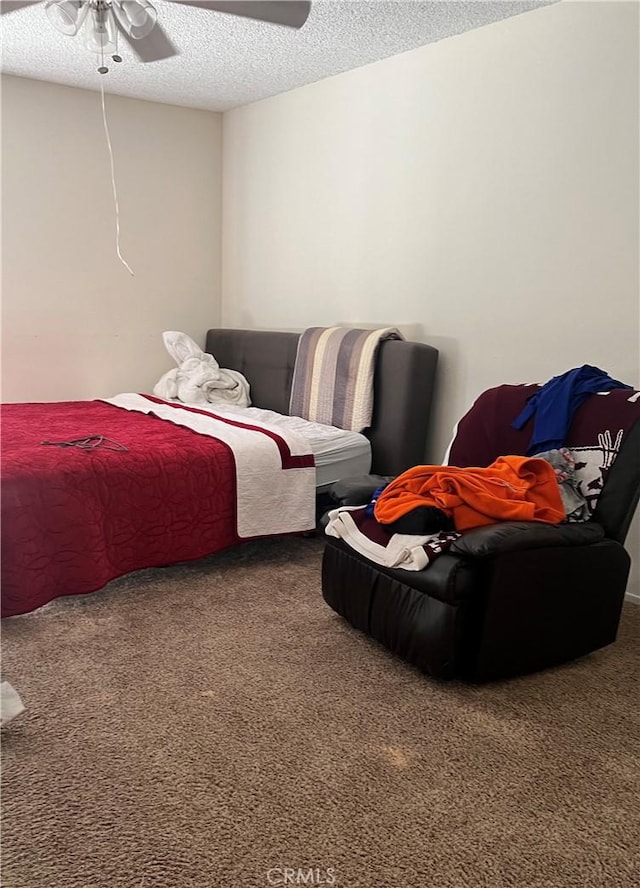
[591,418,640,544]
[447,384,640,544]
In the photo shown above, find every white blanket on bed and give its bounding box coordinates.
[105,394,316,538]
[153,331,251,408]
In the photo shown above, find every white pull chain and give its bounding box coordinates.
[99,78,134,275]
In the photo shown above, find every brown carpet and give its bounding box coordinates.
[2,536,639,888]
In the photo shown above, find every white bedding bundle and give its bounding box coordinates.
[153,331,251,407]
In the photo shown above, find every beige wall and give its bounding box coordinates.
[221,0,639,596]
[1,75,222,400]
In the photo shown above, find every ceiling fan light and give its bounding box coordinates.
[81,5,118,55]
[112,0,157,40]
[44,0,88,37]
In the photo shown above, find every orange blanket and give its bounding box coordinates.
[374,456,566,531]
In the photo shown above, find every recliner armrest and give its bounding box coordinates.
[329,474,394,507]
[450,521,605,558]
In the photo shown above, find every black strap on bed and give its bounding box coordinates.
[40,436,128,452]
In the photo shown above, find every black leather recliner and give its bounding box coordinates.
[321,385,640,682]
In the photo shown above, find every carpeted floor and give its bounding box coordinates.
[2,536,639,888]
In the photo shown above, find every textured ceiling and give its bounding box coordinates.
[0,1,556,111]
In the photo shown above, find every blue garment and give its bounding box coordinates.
[512,365,632,455]
[365,485,387,517]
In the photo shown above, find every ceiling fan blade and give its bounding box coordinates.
[0,1,41,14]
[173,1,311,29]
[117,20,179,62]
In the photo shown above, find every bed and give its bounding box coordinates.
[1,328,438,617]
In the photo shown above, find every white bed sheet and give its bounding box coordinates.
[176,402,371,489]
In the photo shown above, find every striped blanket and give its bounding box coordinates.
[289,326,404,432]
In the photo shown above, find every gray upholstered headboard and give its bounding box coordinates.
[205,328,438,477]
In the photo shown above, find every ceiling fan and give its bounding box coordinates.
[0,1,312,69]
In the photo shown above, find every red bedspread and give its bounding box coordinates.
[1,400,246,617]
